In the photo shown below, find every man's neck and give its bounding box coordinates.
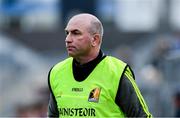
[74,50,100,65]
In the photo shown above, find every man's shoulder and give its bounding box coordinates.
[52,57,73,71]
[101,56,127,71]
[106,56,127,65]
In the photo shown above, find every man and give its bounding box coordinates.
[48,13,152,117]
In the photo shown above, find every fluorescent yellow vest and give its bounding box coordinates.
[50,56,127,117]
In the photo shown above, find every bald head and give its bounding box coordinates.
[67,13,104,39]
[65,13,104,63]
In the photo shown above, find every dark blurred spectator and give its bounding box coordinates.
[2,0,17,6]
[113,45,133,66]
[2,0,21,30]
[174,91,180,117]
[151,37,170,69]
[170,32,180,51]
[16,102,47,117]
[15,87,49,117]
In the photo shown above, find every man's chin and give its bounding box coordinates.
[68,53,75,57]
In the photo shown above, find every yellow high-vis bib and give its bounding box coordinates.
[49,56,127,117]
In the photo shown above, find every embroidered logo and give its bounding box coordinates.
[88,88,101,103]
[72,87,83,92]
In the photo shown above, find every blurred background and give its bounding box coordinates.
[0,0,180,117]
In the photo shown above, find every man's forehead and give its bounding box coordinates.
[65,23,82,31]
[69,17,90,25]
[65,18,90,31]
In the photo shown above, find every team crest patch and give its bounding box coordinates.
[88,88,101,102]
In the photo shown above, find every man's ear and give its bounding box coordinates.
[92,34,100,47]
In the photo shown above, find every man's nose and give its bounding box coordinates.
[65,34,73,43]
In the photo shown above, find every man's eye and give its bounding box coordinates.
[74,32,79,35]
[72,31,81,35]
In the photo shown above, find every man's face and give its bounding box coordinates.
[65,18,93,58]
